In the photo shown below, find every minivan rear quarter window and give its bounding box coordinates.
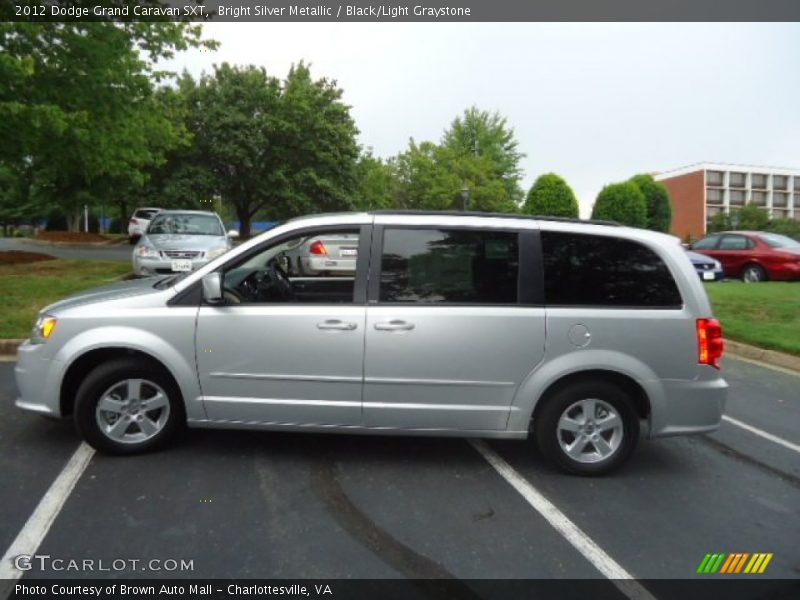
[379,228,519,304]
[541,231,682,308]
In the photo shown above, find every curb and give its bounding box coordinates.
[0,339,24,356]
[16,238,126,247]
[1,337,798,373]
[724,340,800,373]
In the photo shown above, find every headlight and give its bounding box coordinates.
[714,260,722,269]
[31,315,57,344]
[206,247,228,260]
[136,245,160,259]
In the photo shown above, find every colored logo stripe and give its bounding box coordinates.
[698,553,773,574]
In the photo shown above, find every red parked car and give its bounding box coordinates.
[690,231,800,282]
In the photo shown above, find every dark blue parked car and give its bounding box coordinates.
[687,250,724,281]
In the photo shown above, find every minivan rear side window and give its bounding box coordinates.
[541,231,682,308]
[379,228,519,304]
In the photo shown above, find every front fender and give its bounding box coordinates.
[54,326,204,421]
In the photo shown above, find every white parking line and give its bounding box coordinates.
[470,440,658,600]
[0,443,95,580]
[722,415,800,454]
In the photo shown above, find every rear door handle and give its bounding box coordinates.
[374,320,415,332]
[317,320,357,331]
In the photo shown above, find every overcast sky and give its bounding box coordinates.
[165,23,800,216]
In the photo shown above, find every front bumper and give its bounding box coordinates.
[769,261,800,281]
[695,267,725,281]
[133,255,210,277]
[14,340,63,417]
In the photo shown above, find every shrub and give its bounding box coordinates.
[522,173,579,218]
[629,174,672,232]
[590,182,647,227]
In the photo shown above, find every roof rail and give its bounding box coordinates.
[369,209,620,227]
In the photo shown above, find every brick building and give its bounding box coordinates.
[654,163,800,240]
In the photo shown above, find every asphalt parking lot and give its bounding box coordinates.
[0,356,798,589]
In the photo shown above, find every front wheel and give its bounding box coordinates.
[534,381,639,475]
[74,357,185,455]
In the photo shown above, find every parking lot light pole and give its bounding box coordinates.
[461,184,470,212]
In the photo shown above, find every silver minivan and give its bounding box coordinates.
[15,212,728,475]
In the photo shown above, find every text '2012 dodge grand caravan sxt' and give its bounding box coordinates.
[15,211,728,475]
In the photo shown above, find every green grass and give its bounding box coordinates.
[0,259,131,338]
[705,281,800,356]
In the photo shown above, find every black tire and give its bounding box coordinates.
[74,357,185,455]
[128,236,138,245]
[534,380,640,476]
[741,263,767,283]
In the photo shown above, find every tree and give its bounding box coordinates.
[440,107,524,211]
[522,173,579,218]
[629,173,672,232]
[391,107,524,214]
[591,182,647,227]
[734,204,770,231]
[0,16,213,230]
[351,151,396,210]
[393,141,462,210]
[187,62,360,237]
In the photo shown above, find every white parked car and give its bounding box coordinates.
[128,207,162,244]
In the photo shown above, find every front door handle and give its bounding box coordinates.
[374,320,415,332]
[317,320,357,331]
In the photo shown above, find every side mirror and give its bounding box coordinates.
[201,272,223,304]
[227,230,240,239]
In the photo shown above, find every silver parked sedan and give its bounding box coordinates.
[283,233,359,276]
[132,210,237,277]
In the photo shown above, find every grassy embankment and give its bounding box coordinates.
[705,282,800,356]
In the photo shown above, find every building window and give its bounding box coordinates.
[794,193,800,208]
[706,188,723,204]
[794,179,800,192]
[706,171,724,186]
[772,175,788,191]
[751,173,768,189]
[729,172,746,188]
[729,190,746,206]
[751,191,767,206]
[772,208,789,219]
[773,192,788,208]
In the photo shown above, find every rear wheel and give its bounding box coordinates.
[74,357,185,455]
[741,264,767,283]
[534,380,639,475]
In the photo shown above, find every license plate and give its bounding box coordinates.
[171,260,192,272]
[340,249,357,256]
[702,271,715,281]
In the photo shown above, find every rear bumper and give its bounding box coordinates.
[301,256,357,274]
[649,374,728,437]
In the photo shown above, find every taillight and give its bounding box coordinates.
[697,318,724,368]
[130,218,138,224]
[309,241,328,256]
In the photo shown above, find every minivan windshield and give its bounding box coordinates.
[148,213,223,236]
[759,233,800,249]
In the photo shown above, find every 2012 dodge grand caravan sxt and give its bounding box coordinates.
[15,211,728,475]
